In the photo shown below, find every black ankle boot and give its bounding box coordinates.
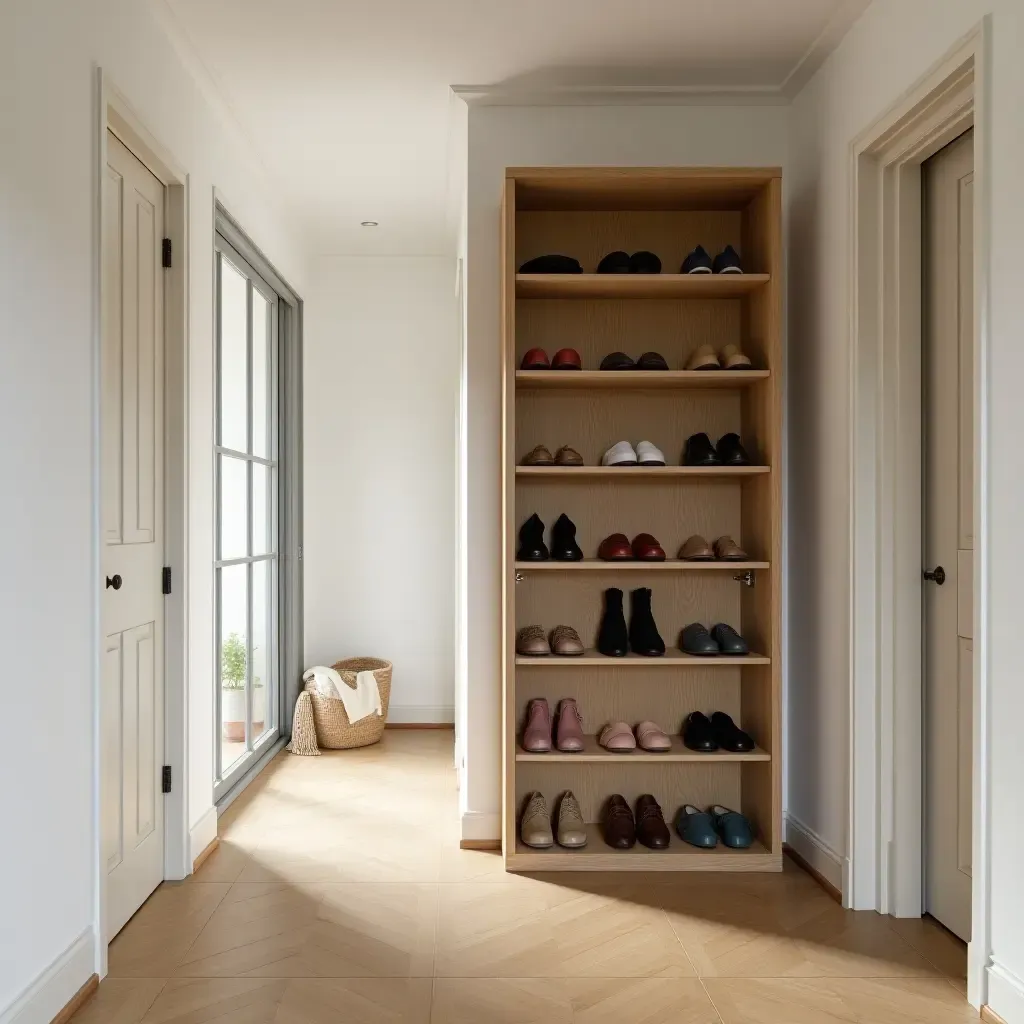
[598,588,628,657]
[629,588,665,656]
[517,513,548,561]
[550,513,583,561]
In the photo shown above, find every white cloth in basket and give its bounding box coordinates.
[302,665,383,724]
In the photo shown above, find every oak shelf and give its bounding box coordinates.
[516,736,769,763]
[515,648,770,667]
[516,273,771,300]
[515,559,769,572]
[515,369,771,390]
[515,465,770,479]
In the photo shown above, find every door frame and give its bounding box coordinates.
[846,24,991,1007]
[93,70,191,972]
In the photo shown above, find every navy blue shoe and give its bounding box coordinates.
[712,245,743,274]
[680,245,712,274]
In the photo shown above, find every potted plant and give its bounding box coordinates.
[221,632,265,742]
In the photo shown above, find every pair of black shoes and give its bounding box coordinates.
[682,711,755,753]
[518,513,583,562]
[596,250,662,275]
[599,351,669,371]
[680,622,748,656]
[599,587,664,657]
[684,432,752,466]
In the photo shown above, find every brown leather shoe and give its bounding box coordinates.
[635,795,671,849]
[602,795,636,849]
[598,533,633,560]
[520,348,550,370]
[631,533,666,561]
[686,343,720,371]
[554,445,584,466]
[556,698,585,752]
[679,534,715,561]
[551,347,582,370]
[714,535,748,561]
[516,625,550,656]
[550,624,584,656]
[521,445,554,466]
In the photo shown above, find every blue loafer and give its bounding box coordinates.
[676,804,718,848]
[712,805,754,848]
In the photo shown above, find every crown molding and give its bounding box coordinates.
[781,0,873,98]
[450,83,788,107]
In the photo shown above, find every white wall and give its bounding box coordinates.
[304,257,459,723]
[460,102,790,840]
[787,1,1024,1017]
[0,1,307,1017]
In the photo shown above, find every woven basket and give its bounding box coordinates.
[306,657,392,749]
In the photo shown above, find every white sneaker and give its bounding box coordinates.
[602,441,638,466]
[636,440,666,466]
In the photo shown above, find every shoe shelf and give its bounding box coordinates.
[516,272,771,300]
[502,167,783,875]
[516,737,770,763]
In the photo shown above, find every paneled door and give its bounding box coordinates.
[101,132,166,940]
[923,128,974,942]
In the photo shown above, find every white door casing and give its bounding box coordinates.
[923,128,974,942]
[102,131,166,940]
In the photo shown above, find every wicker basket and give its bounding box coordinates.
[305,657,393,749]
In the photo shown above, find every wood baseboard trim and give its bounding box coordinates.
[385,723,454,730]
[50,973,98,1024]
[192,836,220,873]
[982,1007,1008,1024]
[460,839,501,851]
[784,843,843,904]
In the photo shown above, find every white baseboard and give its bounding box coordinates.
[189,805,218,868]
[387,705,454,725]
[988,959,1024,1023]
[461,810,500,842]
[0,928,94,1024]
[784,813,844,893]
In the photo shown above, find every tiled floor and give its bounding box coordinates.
[74,731,975,1023]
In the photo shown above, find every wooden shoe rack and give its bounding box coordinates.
[501,168,783,872]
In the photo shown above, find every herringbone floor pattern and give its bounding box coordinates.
[73,732,974,1023]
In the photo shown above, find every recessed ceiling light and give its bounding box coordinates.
[360,220,379,227]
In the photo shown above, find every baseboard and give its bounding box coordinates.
[982,1007,1008,1024]
[784,813,844,897]
[49,976,98,1024]
[0,928,94,1024]
[461,810,501,843]
[192,836,220,873]
[460,839,501,851]
[386,722,454,730]
[386,705,455,725]
[189,805,218,869]
[987,960,1024,1023]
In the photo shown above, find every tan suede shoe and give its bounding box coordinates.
[520,792,553,848]
[679,534,715,561]
[516,625,550,656]
[521,444,554,466]
[635,720,672,752]
[721,344,753,370]
[686,343,720,370]
[550,624,584,656]
[554,445,584,466]
[599,721,637,752]
[714,535,749,561]
[557,791,588,848]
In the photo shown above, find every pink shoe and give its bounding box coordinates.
[635,720,672,752]
[556,699,585,752]
[522,698,553,752]
[599,721,637,753]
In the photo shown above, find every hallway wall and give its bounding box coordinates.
[0,2,307,1018]
[304,256,459,723]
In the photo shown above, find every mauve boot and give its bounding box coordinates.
[629,587,665,656]
[517,513,549,561]
[598,588,628,657]
[550,513,583,561]
[521,698,552,752]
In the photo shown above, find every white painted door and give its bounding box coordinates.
[923,128,974,942]
[101,132,166,940]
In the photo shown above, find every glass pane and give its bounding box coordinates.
[252,291,270,459]
[252,462,269,556]
[218,256,248,453]
[219,455,248,560]
[218,563,248,775]
[252,559,272,743]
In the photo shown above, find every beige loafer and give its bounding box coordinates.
[516,625,550,656]
[714,535,749,561]
[721,343,753,370]
[550,624,584,656]
[521,444,554,466]
[679,534,715,561]
[555,445,584,466]
[686,343,720,371]
[599,721,637,753]
[520,792,553,848]
[557,791,588,848]
[635,720,672,752]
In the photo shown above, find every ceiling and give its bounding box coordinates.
[160,0,868,256]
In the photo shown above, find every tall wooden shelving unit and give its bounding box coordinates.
[501,168,783,872]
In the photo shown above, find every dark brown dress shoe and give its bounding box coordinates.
[635,795,671,849]
[602,795,636,849]
[631,533,665,561]
[598,533,633,560]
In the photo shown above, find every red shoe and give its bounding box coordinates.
[632,533,666,561]
[551,347,582,370]
[598,533,634,561]
[520,348,550,370]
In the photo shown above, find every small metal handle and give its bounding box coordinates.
[106,574,123,591]
[515,572,525,583]
[922,566,945,585]
[733,570,755,589]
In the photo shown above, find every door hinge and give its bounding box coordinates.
[162,566,172,595]
[162,765,172,794]
[161,237,172,269]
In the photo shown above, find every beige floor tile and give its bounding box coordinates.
[190,839,252,884]
[703,977,980,1023]
[277,978,432,1023]
[438,844,506,882]
[140,978,287,1022]
[434,882,693,978]
[564,978,722,1024]
[70,979,167,1024]
[888,915,968,988]
[430,978,574,1023]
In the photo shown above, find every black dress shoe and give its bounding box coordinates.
[598,588,628,657]
[680,623,719,656]
[711,711,755,752]
[635,351,669,371]
[517,513,549,561]
[519,254,582,274]
[635,795,671,849]
[597,251,631,274]
[710,623,748,655]
[551,513,584,562]
[717,432,752,466]
[600,351,636,371]
[630,250,662,274]
[629,588,665,657]
[683,432,720,466]
[682,711,719,752]
[602,794,636,849]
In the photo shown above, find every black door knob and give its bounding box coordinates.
[922,566,945,585]
[106,574,123,591]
